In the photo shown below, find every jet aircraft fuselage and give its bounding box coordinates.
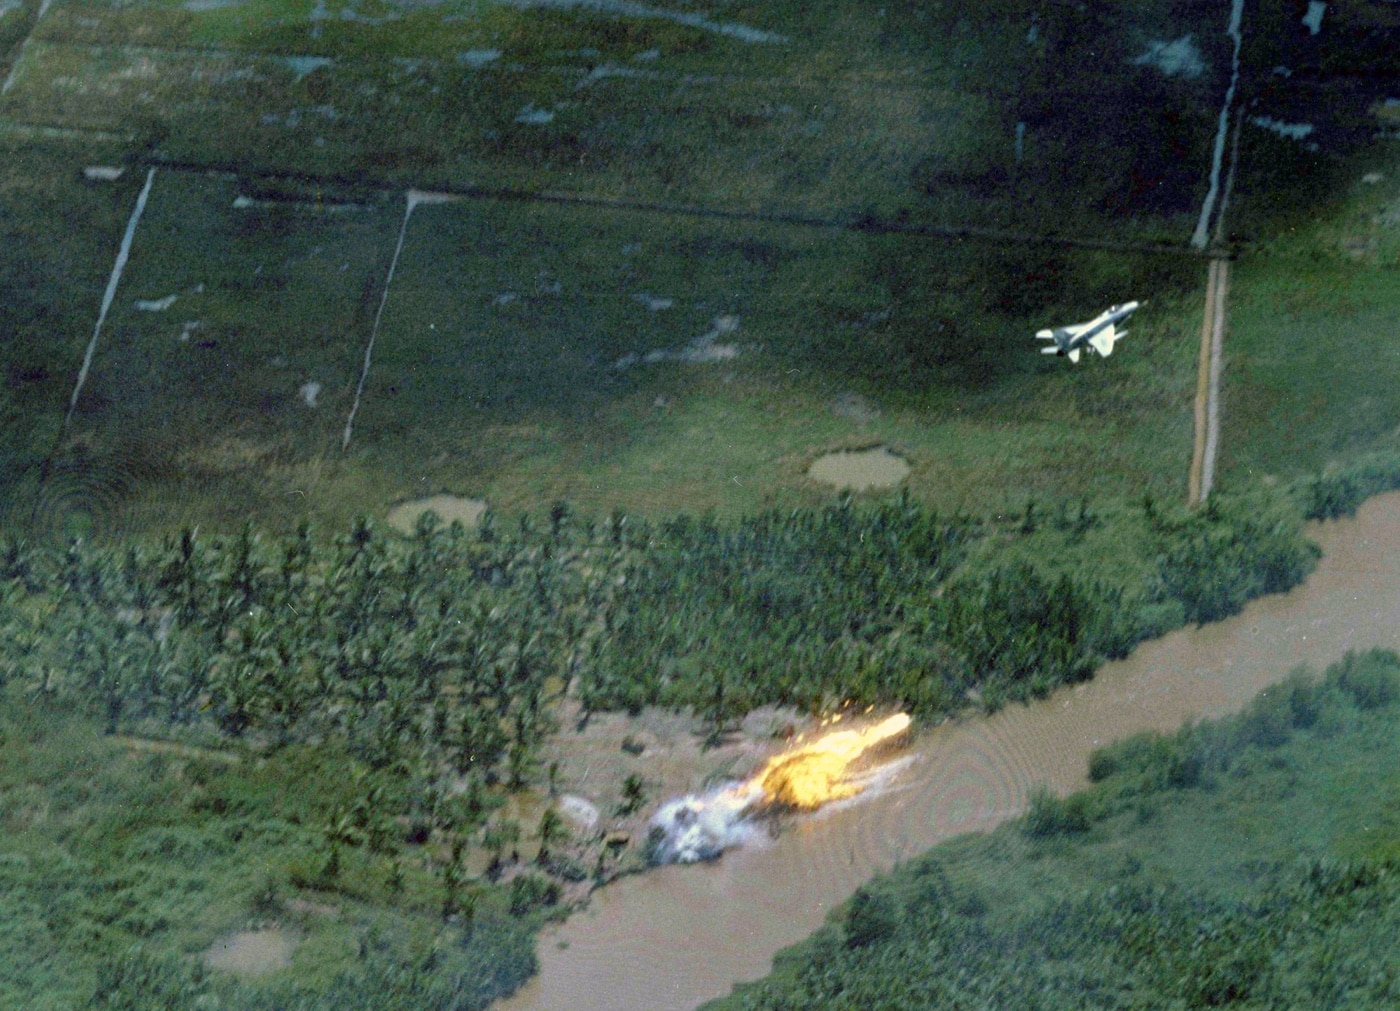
[1036,301,1140,363]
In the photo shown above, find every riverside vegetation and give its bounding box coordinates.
[2,0,1399,1005]
[709,650,1400,1010]
[0,467,1338,1007]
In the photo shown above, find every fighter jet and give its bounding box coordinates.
[1036,301,1140,363]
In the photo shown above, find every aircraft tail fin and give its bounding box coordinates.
[1068,348,1081,363]
[1041,346,1061,355]
[1035,329,1055,340]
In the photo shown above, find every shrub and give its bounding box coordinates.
[1022,785,1091,838]
[1298,452,1400,520]
[1151,491,1318,624]
[1086,748,1120,784]
[1302,471,1364,520]
[939,564,1104,702]
[844,887,900,949]
[89,949,208,1009]
[1180,940,1266,1008]
[1233,686,1296,750]
[1331,649,1400,711]
[1279,666,1322,729]
[1087,731,1179,785]
[1301,856,1383,899]
[507,873,559,917]
[1164,750,1204,789]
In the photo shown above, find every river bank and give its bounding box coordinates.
[499,490,1400,1010]
[713,648,1400,1008]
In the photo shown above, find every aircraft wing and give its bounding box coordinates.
[1088,323,1124,357]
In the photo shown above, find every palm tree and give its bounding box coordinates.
[451,704,507,778]
[320,805,361,884]
[441,838,465,920]
[158,526,204,625]
[616,773,647,816]
[0,534,33,588]
[700,661,739,750]
[535,806,567,865]
[277,520,313,604]
[482,818,520,881]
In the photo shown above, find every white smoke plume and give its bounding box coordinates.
[649,782,764,864]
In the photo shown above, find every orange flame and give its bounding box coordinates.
[750,713,912,811]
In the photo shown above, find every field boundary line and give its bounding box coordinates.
[63,166,157,434]
[0,119,135,142]
[127,157,1224,261]
[341,190,461,451]
[0,0,54,95]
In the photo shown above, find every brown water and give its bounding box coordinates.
[500,492,1400,1011]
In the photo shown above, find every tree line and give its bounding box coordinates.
[0,483,1321,764]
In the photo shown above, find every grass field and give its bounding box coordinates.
[0,0,1230,229]
[1223,153,1400,483]
[0,138,136,524]
[2,0,1396,539]
[0,697,547,1009]
[5,161,1220,536]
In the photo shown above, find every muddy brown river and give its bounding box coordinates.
[499,492,1400,1011]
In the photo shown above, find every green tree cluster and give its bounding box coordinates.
[0,483,1324,749]
[1147,490,1318,625]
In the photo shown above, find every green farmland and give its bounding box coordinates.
[2,0,1392,539]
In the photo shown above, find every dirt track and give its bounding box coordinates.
[1189,256,1228,504]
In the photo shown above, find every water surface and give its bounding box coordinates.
[501,492,1400,1011]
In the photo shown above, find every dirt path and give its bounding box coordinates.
[114,735,242,764]
[0,0,51,95]
[1202,257,1228,497]
[1189,256,1229,504]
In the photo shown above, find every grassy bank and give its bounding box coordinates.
[0,697,554,1009]
[709,650,1400,1009]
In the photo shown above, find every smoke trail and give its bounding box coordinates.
[1190,0,1246,249]
[64,167,157,433]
